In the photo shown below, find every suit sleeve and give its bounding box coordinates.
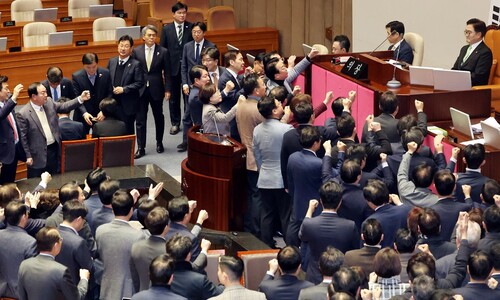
[160,26,169,49]
[440,240,471,288]
[397,152,417,201]
[180,44,189,86]
[0,98,16,120]
[201,276,224,299]
[72,75,89,116]
[191,252,208,272]
[163,48,173,93]
[253,132,262,170]
[124,62,145,94]
[471,47,493,86]
[60,267,86,300]
[16,111,31,159]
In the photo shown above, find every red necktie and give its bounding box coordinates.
[7,113,18,142]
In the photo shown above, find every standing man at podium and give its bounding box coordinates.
[385,21,414,65]
[452,18,492,86]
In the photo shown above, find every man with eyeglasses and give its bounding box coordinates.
[452,18,492,86]
[385,21,413,65]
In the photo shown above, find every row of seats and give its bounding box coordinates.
[11,0,101,21]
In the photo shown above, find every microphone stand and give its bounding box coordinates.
[387,42,402,88]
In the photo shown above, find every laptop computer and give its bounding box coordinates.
[89,4,113,18]
[115,26,141,40]
[450,107,474,139]
[302,43,313,56]
[433,69,472,91]
[34,8,58,22]
[409,66,436,86]
[481,121,500,149]
[0,37,7,52]
[227,44,239,51]
[48,31,73,47]
[246,53,255,65]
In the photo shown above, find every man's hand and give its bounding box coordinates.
[308,48,319,59]
[41,172,52,185]
[292,85,301,96]
[148,182,163,200]
[200,238,211,252]
[287,55,297,68]
[462,184,472,199]
[12,84,23,101]
[360,289,373,300]
[323,91,334,105]
[495,195,500,208]
[342,98,352,111]
[129,189,140,203]
[389,194,402,206]
[337,141,347,153]
[82,113,94,126]
[309,199,319,210]
[223,81,235,94]
[451,147,460,160]
[407,141,418,154]
[188,200,197,213]
[417,244,433,257]
[26,158,33,166]
[112,86,124,95]
[0,208,4,223]
[244,66,253,77]
[96,111,105,122]
[164,92,171,101]
[415,99,424,113]
[80,269,90,281]
[380,153,387,163]
[434,134,444,154]
[348,90,356,102]
[268,258,279,275]
[366,114,374,131]
[182,86,190,95]
[323,140,332,154]
[79,90,91,101]
[370,121,381,132]
[196,210,209,225]
[459,211,469,239]
[369,271,378,283]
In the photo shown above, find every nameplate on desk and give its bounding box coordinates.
[60,16,72,22]
[3,20,15,27]
[341,57,368,80]
[9,46,21,52]
[76,40,88,46]
[115,12,127,18]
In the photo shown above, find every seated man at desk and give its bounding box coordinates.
[452,18,492,86]
[332,35,351,54]
[386,20,414,65]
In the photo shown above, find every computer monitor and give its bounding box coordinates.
[89,4,113,18]
[246,53,255,65]
[433,69,472,91]
[48,31,73,47]
[409,66,436,86]
[34,8,58,22]
[302,43,313,56]
[450,107,474,139]
[481,121,500,149]
[0,37,7,52]
[115,26,141,40]
[227,44,239,51]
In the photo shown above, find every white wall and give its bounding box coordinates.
[353,0,491,68]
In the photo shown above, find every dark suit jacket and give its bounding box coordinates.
[59,117,84,141]
[477,232,500,253]
[56,225,93,285]
[91,118,127,138]
[132,44,172,100]
[418,236,456,260]
[338,183,374,232]
[344,246,381,275]
[259,274,314,300]
[368,203,412,248]
[72,67,112,122]
[18,254,88,300]
[42,78,76,100]
[218,69,244,113]
[131,286,187,300]
[160,21,193,76]
[390,39,414,65]
[298,282,330,300]
[452,41,493,86]
[170,261,223,300]
[188,87,202,126]
[17,98,82,169]
[91,206,113,235]
[361,113,399,143]
[299,213,359,284]
[0,98,24,165]
[453,283,500,299]
[107,56,144,116]
[181,39,216,86]
[131,235,167,292]
[454,171,489,203]
[165,222,201,262]
[431,197,472,242]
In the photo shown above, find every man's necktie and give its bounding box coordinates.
[462,45,473,63]
[146,47,152,71]
[119,60,124,66]
[53,87,58,101]
[212,72,218,87]
[178,25,183,45]
[7,113,18,142]
[195,43,200,63]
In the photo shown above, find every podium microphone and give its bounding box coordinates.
[387,45,402,88]
[368,30,397,56]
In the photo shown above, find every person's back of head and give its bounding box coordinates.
[111,189,134,217]
[395,228,417,254]
[418,208,441,237]
[320,181,343,210]
[433,170,455,196]
[412,162,434,189]
[407,253,436,281]
[332,267,361,298]
[430,289,456,300]
[5,201,29,227]
[331,97,345,117]
[277,245,301,274]
[386,20,405,36]
[411,275,436,300]
[137,197,159,226]
[62,199,88,223]
[269,86,288,104]
[165,234,192,262]
[167,196,189,223]
[481,179,500,205]
[363,179,389,207]
[463,143,485,169]
[257,96,278,119]
[362,218,383,246]
[333,35,351,53]
[98,179,120,205]
[86,167,107,193]
[330,292,355,300]
[36,227,61,253]
[218,255,244,283]
[378,91,399,115]
[145,206,170,236]
[346,144,366,166]
[299,125,321,149]
[99,98,119,119]
[490,243,500,271]
[407,207,424,238]
[484,205,500,233]
[468,250,493,281]
[320,246,345,277]
[340,159,361,184]
[337,114,356,138]
[373,247,402,278]
[397,114,418,137]
[402,127,424,151]
[0,183,21,208]
[292,97,313,124]
[242,73,261,97]
[149,254,175,287]
[59,181,82,204]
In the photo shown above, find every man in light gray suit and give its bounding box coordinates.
[0,201,37,299]
[16,82,90,178]
[18,227,90,300]
[209,256,266,300]
[96,190,145,300]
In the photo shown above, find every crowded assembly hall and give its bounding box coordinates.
[1,0,500,300]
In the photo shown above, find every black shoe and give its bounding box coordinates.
[134,149,145,159]
[156,143,164,153]
[170,125,180,135]
[177,142,187,152]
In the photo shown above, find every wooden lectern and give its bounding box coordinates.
[181,126,247,231]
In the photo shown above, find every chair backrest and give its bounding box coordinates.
[312,43,330,55]
[186,7,205,24]
[238,249,279,291]
[98,134,135,168]
[404,32,424,66]
[93,17,127,42]
[207,6,236,31]
[484,29,500,85]
[11,0,43,22]
[61,138,98,173]
[68,0,101,18]
[150,0,177,20]
[23,22,57,48]
[206,249,225,285]
[184,0,209,20]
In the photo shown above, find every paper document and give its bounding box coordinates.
[472,117,500,133]
[460,139,485,146]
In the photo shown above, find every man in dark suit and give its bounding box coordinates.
[259,246,314,300]
[72,53,113,134]
[299,181,359,284]
[160,1,193,136]
[490,243,500,290]
[91,98,127,138]
[133,25,172,158]
[452,18,493,86]
[478,206,500,253]
[131,254,187,300]
[56,200,93,286]
[453,250,500,299]
[454,143,489,203]
[167,235,223,299]
[42,66,76,101]
[344,218,383,275]
[18,227,90,300]
[17,82,90,178]
[0,201,37,299]
[57,97,85,141]
[385,20,414,65]
[0,75,24,184]
[201,47,226,86]
[417,208,456,260]
[107,35,144,135]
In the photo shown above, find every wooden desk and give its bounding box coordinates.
[205,27,279,57]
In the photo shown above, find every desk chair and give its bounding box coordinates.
[98,134,135,168]
[237,249,279,291]
[93,17,127,42]
[207,6,236,31]
[184,0,209,21]
[312,43,330,55]
[61,138,98,173]
[68,0,100,18]
[147,0,178,36]
[11,0,42,22]
[23,22,56,48]
[404,32,424,66]
[186,8,205,24]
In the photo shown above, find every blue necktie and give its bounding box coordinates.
[53,87,58,101]
[195,43,200,63]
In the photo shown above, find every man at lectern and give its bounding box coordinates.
[452,18,493,86]
[385,21,414,65]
